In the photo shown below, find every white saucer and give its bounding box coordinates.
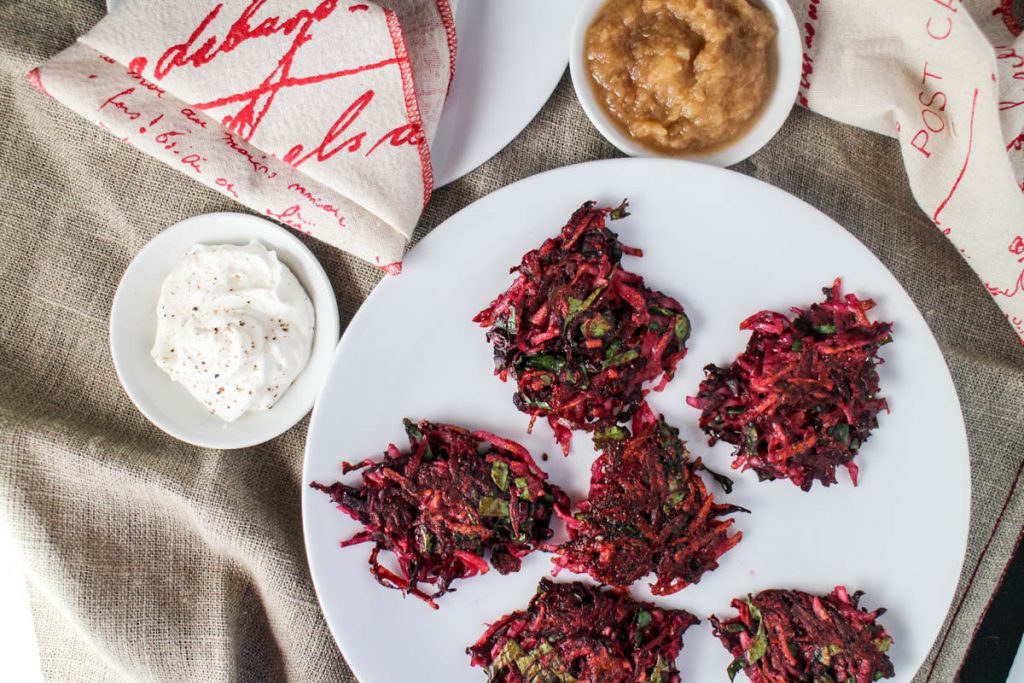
[429,0,582,185]
[110,213,340,450]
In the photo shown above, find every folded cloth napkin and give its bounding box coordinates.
[29,0,457,273]
[789,0,1024,344]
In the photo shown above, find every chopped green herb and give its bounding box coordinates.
[566,297,584,319]
[727,656,745,681]
[609,198,630,220]
[746,601,768,665]
[699,462,736,494]
[491,461,509,491]
[491,639,524,674]
[416,526,434,554]
[830,422,851,446]
[650,655,670,683]
[506,305,518,334]
[582,313,612,339]
[674,314,691,344]
[479,497,510,519]
[603,348,640,368]
[743,424,759,457]
[403,418,424,443]
[524,354,566,373]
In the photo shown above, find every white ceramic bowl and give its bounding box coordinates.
[569,0,801,166]
[110,213,340,449]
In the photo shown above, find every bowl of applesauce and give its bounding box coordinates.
[570,0,801,167]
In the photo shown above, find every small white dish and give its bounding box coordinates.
[569,0,802,167]
[110,213,340,450]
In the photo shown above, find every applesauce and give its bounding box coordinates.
[585,0,777,155]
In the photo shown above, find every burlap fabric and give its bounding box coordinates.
[2,1,1023,681]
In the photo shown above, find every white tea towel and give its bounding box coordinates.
[789,0,1024,344]
[30,0,457,273]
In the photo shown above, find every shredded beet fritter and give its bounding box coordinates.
[310,420,570,608]
[552,403,745,594]
[710,586,895,683]
[687,279,893,490]
[469,578,698,682]
[474,200,690,454]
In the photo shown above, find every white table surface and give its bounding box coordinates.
[0,514,43,683]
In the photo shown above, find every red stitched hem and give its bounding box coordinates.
[26,68,49,96]
[436,0,457,96]
[374,257,403,275]
[996,0,1023,37]
[384,8,433,206]
[953,521,1024,681]
[923,457,1024,681]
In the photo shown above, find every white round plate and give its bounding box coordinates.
[110,213,340,450]
[303,159,969,682]
[430,0,583,186]
[105,0,581,188]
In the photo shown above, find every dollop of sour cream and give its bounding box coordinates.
[151,241,315,422]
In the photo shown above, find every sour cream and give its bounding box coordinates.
[151,241,315,422]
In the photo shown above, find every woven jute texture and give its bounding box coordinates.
[2,1,1023,681]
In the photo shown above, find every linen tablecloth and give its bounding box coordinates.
[1,1,1023,681]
